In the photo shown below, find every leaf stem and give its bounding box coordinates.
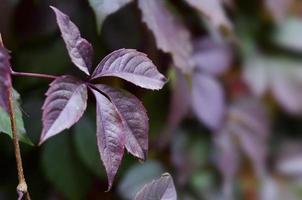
[11,70,58,80]
[8,87,31,200]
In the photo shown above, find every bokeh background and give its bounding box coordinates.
[1,0,302,199]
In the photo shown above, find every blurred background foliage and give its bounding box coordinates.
[1,0,302,199]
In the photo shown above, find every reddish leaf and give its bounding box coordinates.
[0,45,11,112]
[51,6,93,75]
[40,76,88,144]
[192,73,225,130]
[135,173,177,200]
[91,88,125,191]
[184,0,232,30]
[193,37,232,76]
[138,0,193,73]
[94,84,148,160]
[91,49,167,90]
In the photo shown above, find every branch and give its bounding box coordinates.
[11,70,58,80]
[8,87,31,200]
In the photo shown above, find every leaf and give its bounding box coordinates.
[274,17,302,52]
[73,115,105,178]
[167,69,191,128]
[137,0,193,73]
[42,133,91,200]
[193,37,232,76]
[91,88,125,191]
[118,161,164,200]
[94,84,148,160]
[228,97,270,175]
[91,49,167,90]
[243,54,302,114]
[51,6,93,75]
[134,173,177,200]
[0,45,11,112]
[0,90,33,145]
[192,73,225,130]
[40,75,88,144]
[184,0,232,31]
[88,0,133,31]
[265,0,294,22]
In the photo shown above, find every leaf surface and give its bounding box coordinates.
[184,0,232,30]
[138,0,193,72]
[51,6,93,75]
[88,0,133,30]
[92,49,167,90]
[40,75,87,144]
[91,88,125,190]
[134,173,177,200]
[94,84,148,160]
[192,73,225,130]
[193,37,232,76]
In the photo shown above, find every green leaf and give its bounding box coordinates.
[274,17,302,52]
[42,133,91,200]
[118,161,164,200]
[73,115,105,178]
[0,90,33,145]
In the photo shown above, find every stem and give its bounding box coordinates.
[8,88,31,200]
[11,70,58,80]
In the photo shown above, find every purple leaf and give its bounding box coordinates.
[88,0,133,30]
[91,49,167,90]
[184,0,232,30]
[135,173,177,200]
[0,45,11,113]
[228,97,270,176]
[93,84,148,160]
[243,54,302,114]
[167,69,191,128]
[242,54,269,96]
[40,75,88,144]
[51,6,93,75]
[192,73,225,130]
[193,37,232,76]
[214,128,239,200]
[138,0,193,73]
[91,88,125,191]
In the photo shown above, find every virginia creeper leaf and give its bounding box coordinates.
[134,173,177,200]
[192,73,225,130]
[91,49,167,90]
[184,0,232,31]
[138,0,193,73]
[94,84,148,160]
[0,89,33,145]
[51,6,93,75]
[265,0,294,22]
[91,88,125,191]
[88,0,133,31]
[118,161,164,200]
[193,37,232,76]
[42,133,91,200]
[274,17,302,52]
[40,75,88,144]
[167,69,191,128]
[243,53,302,114]
[74,115,105,178]
[0,45,11,112]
